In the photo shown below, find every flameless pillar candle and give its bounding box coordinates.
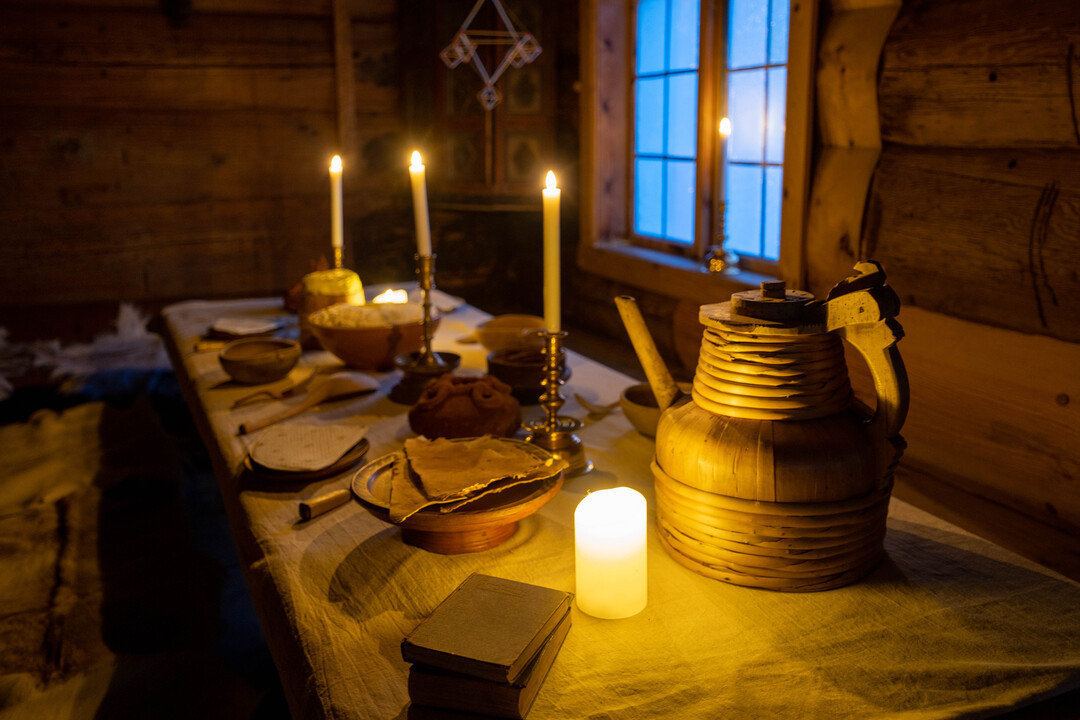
[542,171,561,332]
[409,151,433,256]
[329,155,344,250]
[575,487,647,619]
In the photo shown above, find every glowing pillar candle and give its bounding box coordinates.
[542,170,561,332]
[329,155,344,250]
[575,487,647,619]
[409,151,433,256]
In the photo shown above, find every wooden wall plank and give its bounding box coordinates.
[845,305,1080,536]
[880,0,1080,147]
[864,146,1080,342]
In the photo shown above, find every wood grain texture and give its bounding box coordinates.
[863,146,1080,342]
[845,305,1080,536]
[879,0,1080,147]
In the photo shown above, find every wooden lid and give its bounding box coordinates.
[700,281,823,334]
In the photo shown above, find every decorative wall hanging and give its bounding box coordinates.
[440,0,542,110]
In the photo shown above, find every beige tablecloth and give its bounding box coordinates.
[162,298,1080,720]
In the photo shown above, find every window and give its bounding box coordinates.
[581,0,816,303]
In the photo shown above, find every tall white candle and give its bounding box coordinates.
[409,151,433,256]
[542,170,561,333]
[330,155,343,250]
[575,487,648,619]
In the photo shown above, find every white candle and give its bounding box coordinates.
[575,487,647,619]
[542,170,561,333]
[329,155,343,250]
[409,151,433,256]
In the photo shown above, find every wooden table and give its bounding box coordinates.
[161,297,1080,720]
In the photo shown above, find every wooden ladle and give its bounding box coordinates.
[237,373,379,435]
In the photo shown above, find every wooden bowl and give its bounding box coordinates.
[476,314,545,352]
[308,308,436,371]
[620,382,691,437]
[352,443,564,554]
[487,349,570,405]
[219,337,301,385]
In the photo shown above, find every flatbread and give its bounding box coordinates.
[249,423,367,472]
[386,437,566,523]
[403,436,546,501]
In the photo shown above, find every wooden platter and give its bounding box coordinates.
[244,439,370,483]
[351,441,564,554]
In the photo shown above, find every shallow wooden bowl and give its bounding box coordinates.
[620,382,691,437]
[219,337,301,385]
[476,314,546,352]
[351,445,564,554]
[308,315,435,371]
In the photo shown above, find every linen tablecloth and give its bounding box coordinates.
[161,298,1080,720]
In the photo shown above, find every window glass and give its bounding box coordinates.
[669,0,701,71]
[769,0,789,64]
[725,164,763,255]
[635,78,665,155]
[637,0,668,74]
[635,158,664,237]
[666,160,696,243]
[667,73,698,158]
[765,66,786,164]
[727,69,765,162]
[728,0,768,69]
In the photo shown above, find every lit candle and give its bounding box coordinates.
[409,151,433,256]
[542,170,561,333]
[719,116,732,137]
[575,487,647,619]
[329,155,343,250]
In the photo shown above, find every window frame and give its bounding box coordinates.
[579,0,817,303]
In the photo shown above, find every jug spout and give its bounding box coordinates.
[615,296,685,412]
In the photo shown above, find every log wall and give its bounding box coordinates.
[0,0,404,310]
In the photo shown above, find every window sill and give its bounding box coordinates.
[576,240,775,306]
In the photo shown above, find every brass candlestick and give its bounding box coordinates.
[333,245,343,269]
[525,330,592,476]
[390,253,460,404]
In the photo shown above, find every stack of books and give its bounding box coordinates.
[402,573,574,719]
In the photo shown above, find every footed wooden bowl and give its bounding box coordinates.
[351,444,563,554]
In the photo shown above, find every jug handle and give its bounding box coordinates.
[822,262,910,440]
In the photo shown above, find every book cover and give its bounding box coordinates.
[408,606,572,719]
[402,574,573,684]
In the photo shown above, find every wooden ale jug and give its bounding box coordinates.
[617,262,909,591]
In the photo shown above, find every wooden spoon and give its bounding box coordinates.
[237,373,379,435]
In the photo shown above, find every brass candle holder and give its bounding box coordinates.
[525,330,592,476]
[332,245,343,270]
[390,253,460,404]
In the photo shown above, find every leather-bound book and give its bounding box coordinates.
[401,574,573,684]
[408,607,572,719]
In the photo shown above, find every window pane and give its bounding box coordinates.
[637,0,667,74]
[728,0,768,69]
[635,158,664,237]
[667,73,698,158]
[727,69,765,163]
[766,66,786,164]
[763,166,783,260]
[725,164,762,255]
[769,0,789,64]
[666,160,696,243]
[635,77,665,155]
[669,0,700,71]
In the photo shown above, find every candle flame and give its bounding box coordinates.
[718,117,731,137]
[330,155,342,172]
[545,170,557,190]
[373,288,408,304]
[410,150,423,169]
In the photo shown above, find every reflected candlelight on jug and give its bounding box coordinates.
[372,288,408,304]
[409,151,433,257]
[575,487,647,619]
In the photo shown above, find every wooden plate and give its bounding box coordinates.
[351,440,564,554]
[244,438,370,482]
